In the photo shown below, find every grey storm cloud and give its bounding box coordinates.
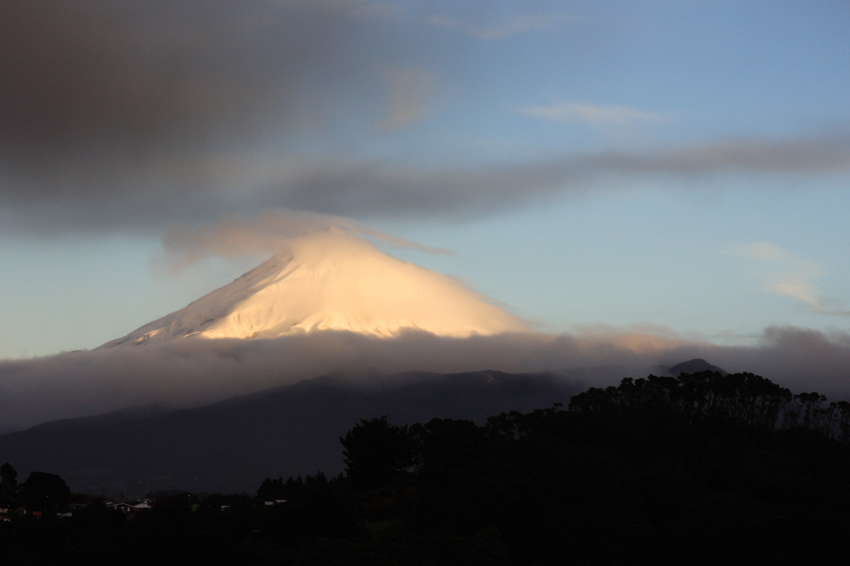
[0,0,382,203]
[4,131,850,235]
[1,326,850,433]
[2,1,850,235]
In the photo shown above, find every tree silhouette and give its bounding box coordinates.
[21,471,70,511]
[1,461,17,489]
[410,418,482,480]
[340,416,414,490]
[0,462,19,506]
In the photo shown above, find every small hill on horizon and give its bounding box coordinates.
[664,358,728,376]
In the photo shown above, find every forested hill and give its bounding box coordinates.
[0,369,579,495]
[327,370,850,565]
[3,371,850,565]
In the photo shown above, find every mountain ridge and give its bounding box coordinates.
[0,369,579,496]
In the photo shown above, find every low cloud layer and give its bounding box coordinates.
[2,326,849,432]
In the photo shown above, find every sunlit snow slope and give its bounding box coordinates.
[101,230,529,347]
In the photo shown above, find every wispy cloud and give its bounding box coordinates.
[470,14,572,40]
[424,14,459,29]
[4,127,850,237]
[4,131,850,236]
[287,0,404,20]
[516,101,664,126]
[424,12,571,39]
[377,67,435,132]
[733,242,849,315]
[160,208,452,272]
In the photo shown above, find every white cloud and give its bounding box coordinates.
[516,101,664,126]
[733,242,848,315]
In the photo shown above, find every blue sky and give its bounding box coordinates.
[1,0,850,359]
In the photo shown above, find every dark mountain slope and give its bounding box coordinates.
[0,370,578,496]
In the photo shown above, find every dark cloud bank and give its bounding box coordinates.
[0,0,387,232]
[270,133,850,218]
[0,0,369,173]
[3,1,850,235]
[1,326,849,433]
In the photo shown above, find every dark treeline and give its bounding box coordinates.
[2,371,850,565]
[571,371,850,437]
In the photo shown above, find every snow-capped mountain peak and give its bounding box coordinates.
[101,230,529,347]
